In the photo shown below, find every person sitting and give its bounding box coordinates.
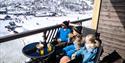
[71,34,100,63]
[56,21,72,43]
[63,26,84,58]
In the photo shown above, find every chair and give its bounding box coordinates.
[94,45,103,63]
[68,33,104,63]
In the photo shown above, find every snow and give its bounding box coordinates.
[0,0,94,62]
[0,11,92,45]
[0,10,92,63]
[27,12,91,29]
[0,14,6,19]
[0,10,92,41]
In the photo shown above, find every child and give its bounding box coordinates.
[56,21,72,43]
[63,26,84,58]
[72,34,99,63]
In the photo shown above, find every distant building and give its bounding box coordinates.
[0,8,7,14]
[35,11,57,17]
[0,15,12,20]
[4,15,12,20]
[0,11,7,14]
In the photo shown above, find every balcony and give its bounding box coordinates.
[1,18,99,63]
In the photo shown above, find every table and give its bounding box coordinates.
[22,42,55,62]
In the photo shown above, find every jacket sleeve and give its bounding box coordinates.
[84,48,98,63]
[75,47,85,56]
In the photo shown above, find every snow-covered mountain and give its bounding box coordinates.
[0,0,93,16]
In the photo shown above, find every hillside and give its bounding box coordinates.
[0,0,93,16]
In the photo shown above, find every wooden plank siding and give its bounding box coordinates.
[97,0,125,60]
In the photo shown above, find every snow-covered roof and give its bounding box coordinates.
[0,7,6,11]
[0,15,7,19]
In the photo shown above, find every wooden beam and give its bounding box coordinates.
[92,0,102,30]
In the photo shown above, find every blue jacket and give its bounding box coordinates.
[75,46,98,63]
[57,28,71,42]
[63,41,82,58]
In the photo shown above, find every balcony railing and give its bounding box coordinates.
[0,17,100,63]
[0,18,92,43]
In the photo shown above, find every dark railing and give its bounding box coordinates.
[0,18,92,43]
[0,18,102,63]
[0,17,103,63]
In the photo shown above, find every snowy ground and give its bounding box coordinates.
[0,11,92,63]
[0,11,92,37]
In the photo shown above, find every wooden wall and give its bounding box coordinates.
[97,0,125,60]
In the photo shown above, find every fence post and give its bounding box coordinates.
[43,31,48,54]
